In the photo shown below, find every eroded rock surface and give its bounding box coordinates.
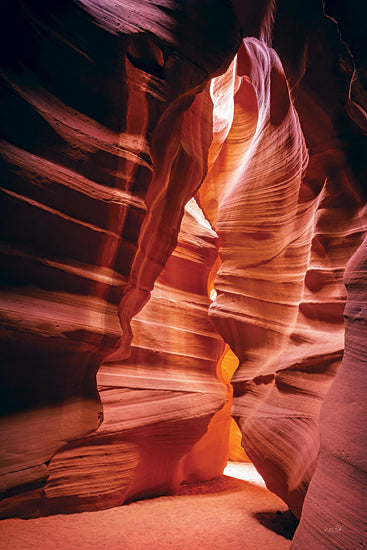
[0,2,366,546]
[291,236,367,549]
[197,4,367,520]
[0,0,239,516]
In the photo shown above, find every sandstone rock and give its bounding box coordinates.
[291,235,367,549]
[1,4,366,544]
[0,1,238,515]
[198,29,367,518]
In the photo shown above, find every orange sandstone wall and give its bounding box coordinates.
[29,200,226,515]
[196,2,367,520]
[0,0,240,516]
[0,3,366,545]
[198,34,366,518]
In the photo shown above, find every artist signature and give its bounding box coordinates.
[324,525,342,533]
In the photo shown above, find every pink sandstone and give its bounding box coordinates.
[0,2,366,548]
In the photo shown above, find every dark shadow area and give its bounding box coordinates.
[253,509,299,540]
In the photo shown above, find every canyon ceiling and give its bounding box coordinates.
[0,1,366,548]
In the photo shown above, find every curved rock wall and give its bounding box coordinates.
[0,0,239,516]
[197,2,367,519]
[200,37,324,517]
[34,200,226,515]
[291,233,367,548]
[1,2,366,545]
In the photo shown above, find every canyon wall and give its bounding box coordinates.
[291,234,367,549]
[0,1,366,547]
[196,1,367,520]
[0,0,241,516]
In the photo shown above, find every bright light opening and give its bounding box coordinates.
[224,461,266,488]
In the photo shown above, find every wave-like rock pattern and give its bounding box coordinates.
[198,31,367,518]
[0,1,242,516]
[11,199,226,516]
[200,37,318,517]
[94,200,227,506]
[1,2,367,543]
[291,235,367,549]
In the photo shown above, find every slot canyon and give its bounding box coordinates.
[0,1,366,548]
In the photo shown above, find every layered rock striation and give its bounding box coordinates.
[0,0,240,516]
[197,2,367,518]
[33,201,227,514]
[0,2,366,545]
[291,234,367,549]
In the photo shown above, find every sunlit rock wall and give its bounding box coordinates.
[197,1,367,520]
[0,0,240,516]
[31,200,226,515]
[1,1,366,542]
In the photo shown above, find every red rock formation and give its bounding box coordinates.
[1,4,367,546]
[288,2,367,546]
[198,37,320,517]
[197,19,367,518]
[31,200,227,514]
[0,1,240,516]
[291,234,367,548]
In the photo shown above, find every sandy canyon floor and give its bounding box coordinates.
[0,463,298,549]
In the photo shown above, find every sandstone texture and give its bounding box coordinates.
[291,235,367,549]
[0,0,239,516]
[197,13,367,518]
[1,2,367,548]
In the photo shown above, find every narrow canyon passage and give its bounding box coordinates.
[0,463,298,550]
[1,2,366,549]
